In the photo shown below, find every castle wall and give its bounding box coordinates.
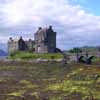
[47,31,56,53]
[34,26,56,53]
[25,40,35,51]
[35,42,48,53]
[8,41,19,54]
[8,38,35,54]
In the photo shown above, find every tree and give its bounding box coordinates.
[69,48,82,53]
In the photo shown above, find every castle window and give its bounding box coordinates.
[38,45,40,47]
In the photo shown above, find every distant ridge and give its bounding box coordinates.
[0,49,8,56]
[0,43,7,52]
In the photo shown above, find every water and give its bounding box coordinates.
[0,56,7,59]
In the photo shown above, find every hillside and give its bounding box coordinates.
[0,43,7,52]
[9,51,63,60]
[0,49,8,56]
[0,61,100,100]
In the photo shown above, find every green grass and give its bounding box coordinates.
[8,51,63,60]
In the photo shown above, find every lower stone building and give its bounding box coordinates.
[8,37,35,54]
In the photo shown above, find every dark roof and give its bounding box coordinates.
[35,26,55,35]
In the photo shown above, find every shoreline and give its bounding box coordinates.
[0,58,63,63]
[0,55,77,63]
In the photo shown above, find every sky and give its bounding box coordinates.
[0,0,100,50]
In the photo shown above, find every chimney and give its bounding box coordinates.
[49,25,53,30]
[9,37,13,41]
[38,27,42,30]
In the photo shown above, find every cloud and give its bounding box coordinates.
[72,0,88,3]
[0,0,100,50]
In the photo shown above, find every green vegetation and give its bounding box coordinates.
[0,61,100,100]
[9,51,63,60]
[68,46,99,53]
[69,47,82,53]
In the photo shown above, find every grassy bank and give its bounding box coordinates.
[0,61,100,100]
[8,51,63,60]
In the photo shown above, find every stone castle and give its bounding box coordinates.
[8,26,56,53]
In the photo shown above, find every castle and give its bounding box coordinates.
[8,26,56,53]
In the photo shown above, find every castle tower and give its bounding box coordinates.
[34,26,56,53]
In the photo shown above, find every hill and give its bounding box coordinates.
[0,49,8,56]
[0,43,7,52]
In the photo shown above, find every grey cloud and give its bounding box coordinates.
[0,0,100,49]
